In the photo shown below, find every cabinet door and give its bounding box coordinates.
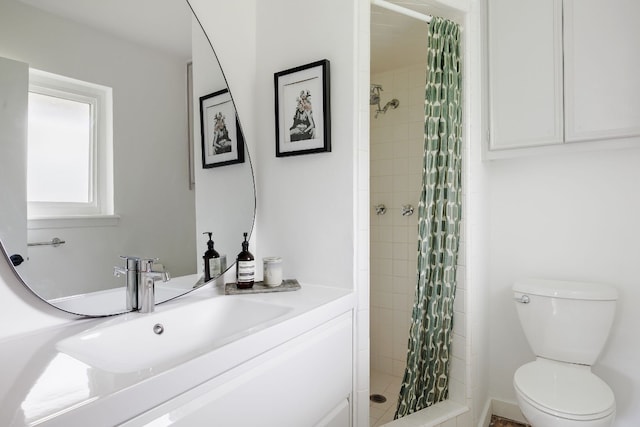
[123,313,353,427]
[488,0,564,150]
[563,0,640,142]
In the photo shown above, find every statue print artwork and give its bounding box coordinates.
[274,59,331,157]
[199,88,245,168]
[211,111,232,155]
[289,90,316,142]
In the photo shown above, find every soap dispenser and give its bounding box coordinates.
[202,232,221,282]
[235,232,255,289]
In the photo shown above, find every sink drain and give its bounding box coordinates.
[370,394,387,403]
[153,323,164,335]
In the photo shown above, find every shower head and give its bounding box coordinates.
[383,99,399,111]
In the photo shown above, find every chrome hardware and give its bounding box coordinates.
[28,237,65,247]
[370,84,400,118]
[153,324,164,335]
[114,256,140,311]
[402,205,414,216]
[114,256,170,313]
[514,294,530,304]
[138,258,170,314]
[375,204,387,215]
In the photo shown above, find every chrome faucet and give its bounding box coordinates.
[114,256,140,311]
[114,256,170,313]
[137,258,170,314]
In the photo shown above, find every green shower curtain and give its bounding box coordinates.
[394,17,462,419]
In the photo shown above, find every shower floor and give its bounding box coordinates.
[369,370,402,426]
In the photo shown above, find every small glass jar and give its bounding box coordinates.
[263,257,283,287]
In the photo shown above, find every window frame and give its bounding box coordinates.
[27,69,114,221]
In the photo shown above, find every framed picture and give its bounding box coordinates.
[199,89,245,168]
[274,59,331,157]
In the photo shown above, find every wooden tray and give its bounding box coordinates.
[225,279,301,295]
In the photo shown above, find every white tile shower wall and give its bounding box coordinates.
[370,65,466,405]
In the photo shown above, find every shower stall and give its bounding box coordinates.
[369,0,467,424]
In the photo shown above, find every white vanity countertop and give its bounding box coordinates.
[0,283,354,427]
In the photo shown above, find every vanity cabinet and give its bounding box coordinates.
[487,0,640,151]
[123,312,353,427]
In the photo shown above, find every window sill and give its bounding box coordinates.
[27,214,120,230]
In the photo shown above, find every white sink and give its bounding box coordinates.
[56,296,293,373]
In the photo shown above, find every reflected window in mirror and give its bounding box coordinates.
[27,69,113,219]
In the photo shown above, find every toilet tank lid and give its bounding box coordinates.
[513,278,617,301]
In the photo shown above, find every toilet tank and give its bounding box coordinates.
[513,278,617,365]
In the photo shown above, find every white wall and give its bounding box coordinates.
[188,0,258,274]
[187,0,257,147]
[252,0,358,288]
[0,2,497,426]
[487,147,640,426]
[190,20,255,273]
[0,0,196,300]
[467,0,491,423]
[252,0,362,424]
[0,57,28,268]
[195,0,364,421]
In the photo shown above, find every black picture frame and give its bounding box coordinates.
[274,59,331,157]
[199,89,245,168]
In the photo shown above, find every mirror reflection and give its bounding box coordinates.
[0,0,255,316]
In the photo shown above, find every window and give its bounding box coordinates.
[27,69,113,219]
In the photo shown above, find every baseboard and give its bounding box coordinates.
[491,398,527,424]
[477,398,492,427]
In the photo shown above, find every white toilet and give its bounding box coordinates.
[512,278,617,427]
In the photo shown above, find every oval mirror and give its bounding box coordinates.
[0,0,255,316]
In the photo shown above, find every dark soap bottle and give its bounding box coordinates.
[236,232,255,289]
[203,232,221,282]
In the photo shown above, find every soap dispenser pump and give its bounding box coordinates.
[235,232,255,289]
[202,232,221,282]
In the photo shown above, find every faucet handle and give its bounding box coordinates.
[113,266,125,277]
[138,258,159,272]
[138,258,169,282]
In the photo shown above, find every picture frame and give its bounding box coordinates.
[199,89,245,168]
[274,59,331,157]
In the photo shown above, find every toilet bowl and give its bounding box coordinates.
[514,359,615,427]
[512,279,617,427]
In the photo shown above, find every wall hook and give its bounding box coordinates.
[374,204,386,215]
[402,205,414,216]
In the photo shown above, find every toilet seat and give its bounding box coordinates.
[514,359,615,421]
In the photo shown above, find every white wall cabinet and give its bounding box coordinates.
[487,0,640,151]
[488,0,564,150]
[122,312,353,427]
[563,0,640,142]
